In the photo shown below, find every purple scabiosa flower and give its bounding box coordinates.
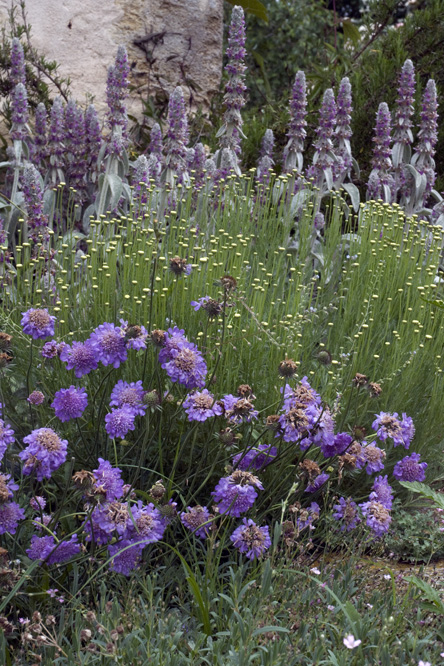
[218,6,247,173]
[230,518,271,560]
[29,496,46,511]
[372,411,413,449]
[0,471,20,501]
[158,498,178,529]
[51,386,88,422]
[393,452,427,482]
[369,475,393,509]
[366,102,394,203]
[47,97,65,179]
[41,340,63,359]
[123,501,165,546]
[360,500,391,537]
[32,513,53,531]
[356,443,386,475]
[34,103,48,166]
[60,339,99,378]
[21,308,55,340]
[334,77,353,183]
[162,344,207,390]
[85,104,102,171]
[306,88,337,188]
[283,71,307,173]
[108,540,143,576]
[333,497,360,532]
[256,129,274,187]
[191,296,211,311]
[0,419,15,460]
[10,38,25,87]
[282,378,322,410]
[90,322,127,368]
[109,380,146,416]
[183,389,223,422]
[83,505,115,545]
[27,534,80,564]
[412,79,438,204]
[119,319,148,351]
[180,505,214,539]
[105,406,136,439]
[232,444,277,471]
[93,458,125,501]
[21,164,49,238]
[10,82,28,140]
[27,390,45,406]
[0,501,25,535]
[321,432,352,458]
[221,394,258,425]
[305,472,330,493]
[20,428,68,481]
[297,501,320,531]
[162,86,189,186]
[212,470,263,517]
[157,326,190,363]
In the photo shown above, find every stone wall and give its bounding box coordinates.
[0,0,223,118]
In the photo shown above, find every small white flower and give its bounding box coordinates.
[418,661,431,666]
[327,604,335,611]
[310,567,321,575]
[366,603,373,609]
[343,634,361,649]
[383,574,391,580]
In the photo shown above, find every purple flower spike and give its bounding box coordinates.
[393,59,415,148]
[306,88,336,188]
[52,386,88,422]
[412,79,438,204]
[183,389,223,422]
[48,97,65,176]
[393,452,427,482]
[366,102,394,203]
[60,339,99,378]
[105,406,136,439]
[109,380,146,416]
[93,458,125,501]
[190,142,206,189]
[10,38,25,87]
[359,500,391,537]
[90,322,127,368]
[85,104,102,171]
[21,308,55,339]
[10,83,29,140]
[369,475,394,509]
[334,77,353,183]
[180,505,213,539]
[257,129,275,187]
[283,71,307,173]
[212,470,263,517]
[333,497,360,532]
[21,165,49,237]
[20,428,68,481]
[0,501,25,535]
[106,45,130,131]
[34,103,48,166]
[149,122,163,160]
[230,518,271,560]
[162,86,189,186]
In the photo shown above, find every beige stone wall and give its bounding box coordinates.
[0,0,223,118]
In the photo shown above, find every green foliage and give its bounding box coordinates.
[225,0,268,23]
[384,504,444,563]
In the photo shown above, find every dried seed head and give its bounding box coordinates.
[218,427,237,447]
[237,384,255,399]
[169,256,189,276]
[316,349,332,366]
[0,333,12,351]
[220,274,237,291]
[368,381,382,397]
[0,353,12,368]
[352,425,367,441]
[72,470,95,490]
[143,389,160,406]
[265,414,281,431]
[149,480,166,500]
[150,329,166,347]
[202,298,224,318]
[299,459,321,481]
[352,372,369,387]
[278,358,298,377]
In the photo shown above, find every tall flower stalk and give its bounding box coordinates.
[366,102,394,203]
[162,86,189,188]
[256,129,274,188]
[47,97,65,186]
[306,88,337,191]
[283,71,307,174]
[392,59,415,202]
[34,103,48,169]
[411,79,438,208]
[10,37,25,87]
[22,164,49,239]
[333,77,353,186]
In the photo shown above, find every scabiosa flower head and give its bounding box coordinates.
[360,499,391,536]
[367,102,394,202]
[283,71,307,172]
[109,380,146,417]
[372,411,413,448]
[0,472,18,504]
[21,308,55,340]
[41,340,61,359]
[60,339,99,378]
[333,497,361,532]
[10,38,25,87]
[0,501,25,535]
[282,377,322,410]
[180,505,214,539]
[221,394,258,425]
[232,444,277,471]
[230,518,271,560]
[123,501,165,546]
[108,540,143,576]
[28,390,45,406]
[0,419,15,460]
[26,534,80,564]
[92,458,125,501]
[297,501,320,530]
[169,256,192,276]
[119,319,148,351]
[212,470,263,517]
[183,389,223,422]
[369,475,394,509]
[29,496,46,511]
[10,82,28,139]
[191,296,211,311]
[305,472,330,493]
[90,322,127,368]
[20,428,68,481]
[105,406,136,439]
[356,443,386,475]
[157,326,190,363]
[51,386,87,422]
[393,452,427,482]
[321,432,352,458]
[162,344,207,389]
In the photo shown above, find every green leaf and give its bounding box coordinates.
[399,481,444,510]
[342,19,361,46]
[225,0,268,23]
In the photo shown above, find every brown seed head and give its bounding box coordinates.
[0,353,12,368]
[0,333,12,351]
[220,275,237,291]
[352,373,369,387]
[150,329,166,347]
[237,384,255,399]
[299,459,321,482]
[368,382,382,397]
[278,358,298,378]
[169,256,189,276]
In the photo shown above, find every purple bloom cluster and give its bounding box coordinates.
[305,472,330,494]
[10,38,25,87]
[119,320,148,351]
[41,340,65,359]
[28,390,45,406]
[0,501,25,535]
[297,501,320,531]
[359,500,391,537]
[60,339,99,377]
[110,380,146,417]
[367,102,394,202]
[372,411,414,449]
[90,322,127,368]
[183,389,223,422]
[278,377,332,450]
[334,77,353,183]
[159,327,207,389]
[26,534,80,564]
[21,308,56,340]
[189,142,206,189]
[20,428,68,481]
[356,443,386,475]
[412,79,439,203]
[221,393,258,425]
[93,458,125,501]
[0,419,15,460]
[163,87,189,185]
[48,97,65,177]
[10,82,28,140]
[369,475,393,509]
[321,432,352,458]
[306,88,336,187]
[22,165,48,237]
[333,497,360,532]
[257,129,274,187]
[180,505,213,539]
[106,45,130,131]
[393,452,427,482]
[34,103,48,167]
[105,406,136,439]
[283,71,307,173]
[232,444,277,471]
[230,518,271,560]
[52,386,88,422]
[212,470,263,517]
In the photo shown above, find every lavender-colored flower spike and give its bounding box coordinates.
[190,142,206,189]
[106,45,130,131]
[257,129,274,187]
[366,102,394,203]
[48,97,65,183]
[85,104,102,173]
[217,5,247,174]
[10,83,29,140]
[306,88,336,190]
[412,79,438,206]
[132,154,157,206]
[392,59,415,201]
[149,122,163,160]
[21,164,48,238]
[34,103,48,166]
[334,77,353,183]
[10,38,25,87]
[67,104,88,203]
[283,71,307,173]
[162,86,189,186]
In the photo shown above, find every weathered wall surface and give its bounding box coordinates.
[0,0,223,117]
